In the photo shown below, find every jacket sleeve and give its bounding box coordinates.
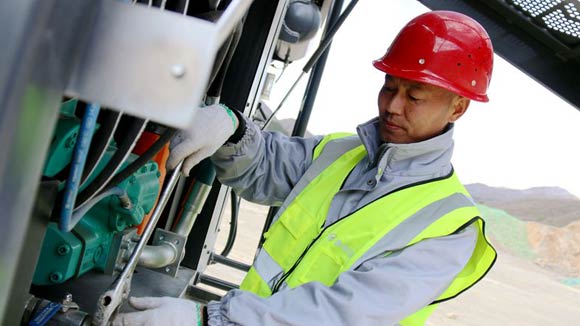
[211,115,324,206]
[206,224,478,326]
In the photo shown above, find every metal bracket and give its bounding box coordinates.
[105,228,137,275]
[65,0,254,129]
[152,229,187,278]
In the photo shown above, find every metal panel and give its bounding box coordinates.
[0,0,98,323]
[65,0,254,129]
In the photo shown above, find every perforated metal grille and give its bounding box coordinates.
[543,9,580,38]
[508,0,580,42]
[511,0,563,17]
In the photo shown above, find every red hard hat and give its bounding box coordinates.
[373,11,493,102]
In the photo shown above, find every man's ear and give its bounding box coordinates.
[449,97,470,123]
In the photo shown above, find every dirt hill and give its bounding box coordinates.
[467,184,580,227]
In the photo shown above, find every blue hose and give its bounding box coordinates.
[59,103,100,232]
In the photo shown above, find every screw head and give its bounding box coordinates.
[170,64,186,78]
[50,272,63,283]
[418,58,425,65]
[471,80,477,86]
[165,267,171,273]
[57,244,71,256]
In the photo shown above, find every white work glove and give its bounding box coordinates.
[167,104,238,176]
[112,296,204,326]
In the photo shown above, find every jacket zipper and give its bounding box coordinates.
[269,170,455,293]
[271,224,327,293]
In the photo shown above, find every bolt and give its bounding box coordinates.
[57,244,71,256]
[50,272,63,283]
[471,80,477,86]
[64,293,73,303]
[418,58,425,65]
[170,64,186,78]
[159,235,165,241]
[165,267,171,273]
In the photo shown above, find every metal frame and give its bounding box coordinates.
[0,0,256,322]
[0,1,98,323]
[182,0,291,295]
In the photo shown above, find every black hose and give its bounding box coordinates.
[75,116,147,208]
[207,20,244,98]
[100,127,176,194]
[220,190,239,257]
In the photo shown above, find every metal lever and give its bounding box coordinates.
[92,162,183,326]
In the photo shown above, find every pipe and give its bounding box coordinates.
[172,159,216,236]
[135,159,215,269]
[59,103,100,232]
[127,241,178,269]
[94,162,184,325]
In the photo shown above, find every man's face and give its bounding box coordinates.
[377,75,469,144]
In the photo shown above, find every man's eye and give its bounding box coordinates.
[408,95,421,102]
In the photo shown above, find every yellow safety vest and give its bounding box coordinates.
[240,134,496,325]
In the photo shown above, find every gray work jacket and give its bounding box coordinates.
[207,116,477,326]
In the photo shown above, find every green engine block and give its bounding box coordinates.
[33,100,161,285]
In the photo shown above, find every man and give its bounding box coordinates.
[114,10,497,326]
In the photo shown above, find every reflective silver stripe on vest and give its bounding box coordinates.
[253,249,285,289]
[352,192,476,269]
[269,136,362,226]
[274,192,476,291]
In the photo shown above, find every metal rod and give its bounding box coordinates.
[214,0,254,47]
[164,176,186,230]
[198,274,239,291]
[120,162,183,279]
[210,253,250,271]
[262,71,305,130]
[93,162,183,325]
[302,0,359,73]
[293,0,354,137]
[262,0,360,130]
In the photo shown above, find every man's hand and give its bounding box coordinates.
[112,296,203,326]
[167,104,238,176]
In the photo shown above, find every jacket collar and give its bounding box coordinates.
[356,117,454,177]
